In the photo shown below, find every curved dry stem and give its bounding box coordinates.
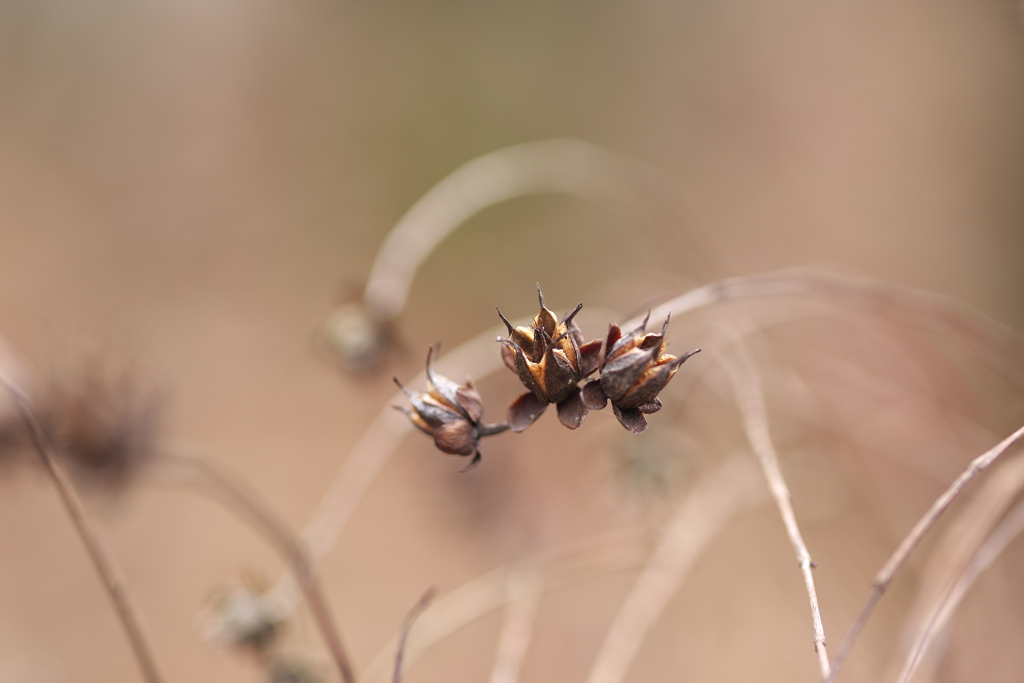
[157,452,355,683]
[885,452,1024,682]
[394,588,437,683]
[488,572,543,683]
[585,456,766,683]
[824,423,1024,683]
[0,372,166,683]
[718,338,831,677]
[362,139,693,322]
[896,496,1024,683]
[362,527,651,683]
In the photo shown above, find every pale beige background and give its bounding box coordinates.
[1,1,1023,682]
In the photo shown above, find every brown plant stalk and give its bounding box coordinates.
[0,373,166,683]
[824,422,1024,683]
[160,452,356,683]
[719,339,831,677]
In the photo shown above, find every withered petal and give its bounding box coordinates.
[507,391,548,432]
[603,324,622,365]
[499,338,548,402]
[534,285,558,338]
[578,339,603,377]
[637,397,663,414]
[393,405,434,435]
[543,347,579,404]
[433,419,478,456]
[556,389,588,430]
[612,404,649,434]
[580,380,608,410]
[394,377,460,429]
[496,308,515,336]
[607,313,651,361]
[600,345,659,401]
[458,451,482,473]
[424,347,466,414]
[561,303,583,327]
[615,360,677,409]
[455,386,484,423]
[499,343,518,373]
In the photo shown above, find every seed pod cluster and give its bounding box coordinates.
[394,286,699,469]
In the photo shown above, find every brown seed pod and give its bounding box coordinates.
[394,347,507,471]
[496,285,602,432]
[580,313,700,434]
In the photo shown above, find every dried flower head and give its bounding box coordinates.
[394,347,507,471]
[496,285,603,431]
[581,314,700,433]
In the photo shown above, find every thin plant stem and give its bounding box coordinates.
[718,341,831,677]
[159,452,356,683]
[0,373,165,683]
[824,422,1024,683]
[362,527,652,683]
[361,139,696,323]
[394,588,437,683]
[488,571,542,683]
[897,497,1024,683]
[585,456,766,683]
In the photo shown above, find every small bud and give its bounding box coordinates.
[580,314,699,434]
[394,347,507,471]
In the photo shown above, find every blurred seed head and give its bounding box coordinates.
[203,582,289,655]
[38,355,162,488]
[319,303,399,375]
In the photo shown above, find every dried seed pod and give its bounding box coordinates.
[394,347,507,471]
[496,285,602,432]
[580,314,700,434]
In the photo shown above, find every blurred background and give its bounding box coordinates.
[1,1,1023,682]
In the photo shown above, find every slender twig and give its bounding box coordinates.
[718,342,832,677]
[394,588,437,683]
[0,373,166,683]
[585,456,766,683]
[824,423,1024,683]
[489,571,542,683]
[897,497,1024,683]
[160,453,356,683]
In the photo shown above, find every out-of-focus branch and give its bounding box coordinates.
[488,571,542,683]
[897,497,1024,683]
[825,423,1024,683]
[0,372,165,683]
[585,456,765,683]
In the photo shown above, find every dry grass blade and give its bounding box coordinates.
[0,372,166,683]
[362,528,650,683]
[885,453,1024,682]
[896,497,1024,683]
[585,456,766,683]
[825,423,1024,683]
[489,571,542,683]
[718,339,831,677]
[394,588,437,683]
